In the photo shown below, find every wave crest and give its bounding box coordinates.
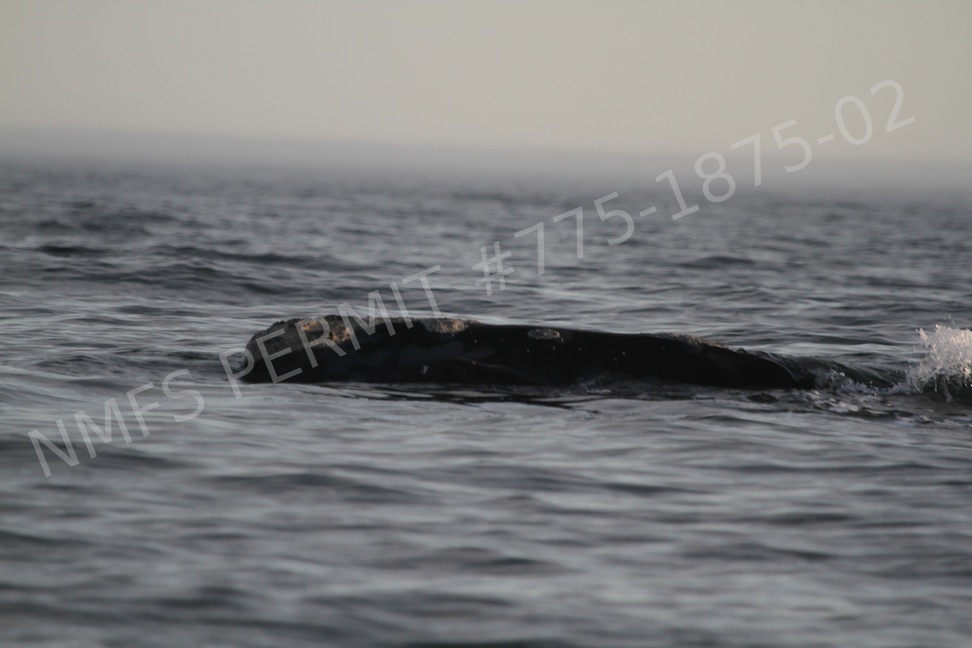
[907,325,972,402]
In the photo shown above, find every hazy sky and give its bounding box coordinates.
[2,0,970,163]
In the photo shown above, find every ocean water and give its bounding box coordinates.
[1,157,971,647]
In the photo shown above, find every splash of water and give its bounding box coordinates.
[907,324,972,402]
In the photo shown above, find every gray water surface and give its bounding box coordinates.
[1,160,971,647]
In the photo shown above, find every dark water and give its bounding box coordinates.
[2,158,972,647]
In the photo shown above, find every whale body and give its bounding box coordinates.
[239,315,818,389]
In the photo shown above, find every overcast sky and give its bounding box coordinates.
[2,1,970,166]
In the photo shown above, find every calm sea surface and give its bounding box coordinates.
[1,158,971,647]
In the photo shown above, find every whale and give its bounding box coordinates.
[237,315,822,390]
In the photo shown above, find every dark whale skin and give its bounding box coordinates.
[240,316,816,389]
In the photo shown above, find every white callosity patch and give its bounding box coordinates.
[247,315,352,361]
[297,315,352,344]
[420,318,471,335]
[527,328,560,340]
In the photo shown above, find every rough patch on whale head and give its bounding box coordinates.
[299,318,327,341]
[298,315,352,344]
[420,318,471,335]
[528,328,560,340]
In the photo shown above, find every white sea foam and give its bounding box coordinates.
[907,325,972,401]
